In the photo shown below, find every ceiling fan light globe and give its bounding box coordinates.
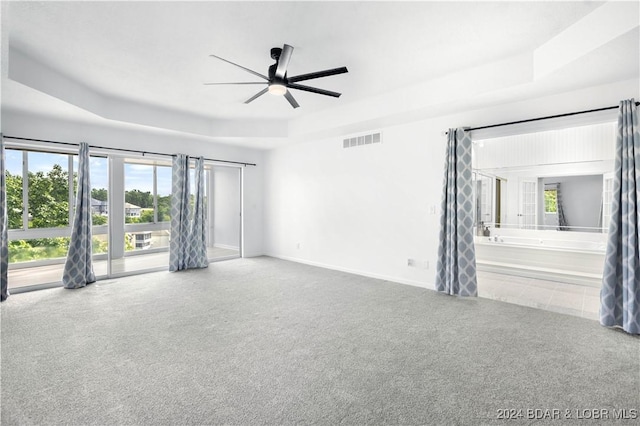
[268,84,287,96]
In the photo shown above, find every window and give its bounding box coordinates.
[124,162,172,225]
[156,166,171,222]
[9,151,72,264]
[87,156,109,255]
[28,151,73,229]
[6,148,108,264]
[5,149,23,230]
[124,163,153,224]
[123,160,172,253]
[544,188,558,213]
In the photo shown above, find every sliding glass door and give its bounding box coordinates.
[5,144,243,291]
[110,159,174,275]
[208,165,242,260]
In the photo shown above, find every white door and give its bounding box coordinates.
[519,178,537,229]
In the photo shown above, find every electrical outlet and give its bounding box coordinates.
[407,258,415,266]
[296,243,301,250]
[422,260,430,270]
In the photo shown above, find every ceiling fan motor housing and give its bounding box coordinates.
[269,47,286,83]
[270,47,282,60]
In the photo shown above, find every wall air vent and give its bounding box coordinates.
[342,131,382,149]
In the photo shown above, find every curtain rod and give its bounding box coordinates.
[447,101,640,134]
[2,135,257,167]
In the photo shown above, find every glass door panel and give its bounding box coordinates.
[209,166,241,260]
[116,161,171,274]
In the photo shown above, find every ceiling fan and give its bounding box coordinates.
[205,44,348,109]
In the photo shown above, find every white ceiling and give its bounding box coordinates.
[2,1,638,148]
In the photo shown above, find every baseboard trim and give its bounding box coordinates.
[242,251,264,258]
[266,254,434,290]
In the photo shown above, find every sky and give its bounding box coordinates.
[5,149,176,196]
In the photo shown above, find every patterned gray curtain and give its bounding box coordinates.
[62,142,96,289]
[600,99,640,334]
[169,154,191,271]
[186,157,209,269]
[1,136,9,301]
[435,128,478,297]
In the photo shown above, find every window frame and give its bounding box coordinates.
[6,145,109,262]
[123,159,173,255]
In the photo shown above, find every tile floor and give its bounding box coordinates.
[476,270,600,321]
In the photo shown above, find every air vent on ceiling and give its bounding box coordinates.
[342,131,382,149]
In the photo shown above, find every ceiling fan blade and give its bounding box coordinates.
[284,91,300,109]
[209,54,269,81]
[244,87,269,104]
[287,67,348,83]
[287,83,341,98]
[275,44,294,80]
[204,82,268,85]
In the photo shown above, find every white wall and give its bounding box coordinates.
[474,121,616,170]
[264,120,444,288]
[263,80,639,289]
[1,109,265,257]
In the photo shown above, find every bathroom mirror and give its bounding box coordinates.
[472,121,616,234]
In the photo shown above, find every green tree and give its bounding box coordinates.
[28,164,73,229]
[8,162,114,263]
[125,189,153,208]
[6,172,23,229]
[47,163,72,202]
[124,233,135,251]
[157,195,171,222]
[92,188,108,201]
[8,237,69,263]
[92,236,108,254]
[544,189,558,213]
[139,209,155,223]
[92,214,108,225]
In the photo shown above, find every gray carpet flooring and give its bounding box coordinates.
[1,257,638,425]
